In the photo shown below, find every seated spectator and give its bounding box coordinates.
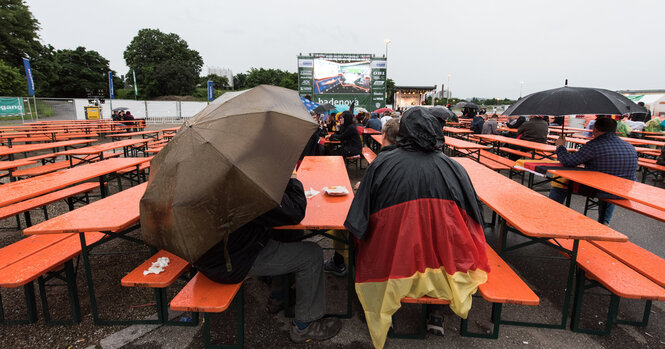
[329,111,362,157]
[624,115,646,134]
[481,114,500,134]
[469,114,485,134]
[506,115,526,129]
[517,115,548,143]
[345,107,490,348]
[616,116,632,137]
[365,112,382,132]
[380,111,392,128]
[548,118,638,225]
[123,110,135,120]
[112,110,121,121]
[194,174,342,343]
[645,116,663,133]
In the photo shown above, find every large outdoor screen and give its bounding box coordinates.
[313,58,371,94]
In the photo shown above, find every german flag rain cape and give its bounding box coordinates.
[344,107,490,348]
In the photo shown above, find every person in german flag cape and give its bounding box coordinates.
[344,107,491,348]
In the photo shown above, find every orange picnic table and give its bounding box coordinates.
[0,157,150,206]
[0,159,37,182]
[547,169,665,212]
[619,137,664,148]
[57,138,150,164]
[277,155,355,318]
[476,134,558,158]
[109,130,160,141]
[23,183,153,325]
[455,157,627,329]
[0,139,96,161]
[444,137,489,161]
[279,156,354,230]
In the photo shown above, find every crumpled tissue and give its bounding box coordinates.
[143,256,170,275]
[305,187,320,199]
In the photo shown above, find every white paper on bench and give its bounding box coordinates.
[143,257,170,275]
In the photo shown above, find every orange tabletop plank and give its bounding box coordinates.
[278,156,354,230]
[371,134,383,145]
[619,137,664,147]
[23,182,148,235]
[0,157,150,207]
[445,137,489,150]
[475,134,558,153]
[0,159,36,171]
[645,135,665,141]
[497,127,518,133]
[443,127,474,134]
[362,128,381,135]
[547,169,665,212]
[161,127,181,133]
[454,157,627,242]
[57,139,149,156]
[0,139,96,156]
[109,130,159,138]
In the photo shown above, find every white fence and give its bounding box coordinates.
[72,99,209,124]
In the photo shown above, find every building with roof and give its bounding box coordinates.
[617,89,665,117]
[393,86,436,110]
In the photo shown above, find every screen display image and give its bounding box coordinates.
[313,58,370,94]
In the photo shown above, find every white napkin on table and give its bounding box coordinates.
[305,187,320,199]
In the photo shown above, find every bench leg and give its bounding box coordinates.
[615,300,652,327]
[203,285,244,348]
[461,303,502,339]
[38,260,81,325]
[42,206,49,221]
[24,211,32,228]
[15,214,21,230]
[388,303,428,339]
[570,269,618,335]
[0,283,40,324]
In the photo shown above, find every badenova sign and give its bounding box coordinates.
[0,98,24,117]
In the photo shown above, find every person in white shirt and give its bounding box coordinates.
[380,111,392,127]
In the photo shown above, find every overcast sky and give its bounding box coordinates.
[27,0,664,99]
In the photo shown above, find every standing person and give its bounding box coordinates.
[194,173,343,343]
[329,111,362,157]
[517,115,549,143]
[638,101,651,122]
[345,107,490,348]
[548,117,638,225]
[481,114,500,134]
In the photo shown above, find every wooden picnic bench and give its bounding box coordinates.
[391,244,539,340]
[170,273,244,348]
[0,182,98,229]
[121,250,197,326]
[11,152,122,179]
[0,232,105,324]
[361,146,376,165]
[554,239,665,335]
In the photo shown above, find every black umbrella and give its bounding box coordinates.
[113,107,130,111]
[430,107,457,126]
[454,102,479,110]
[313,103,335,114]
[504,86,646,117]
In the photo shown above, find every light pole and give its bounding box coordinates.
[520,81,524,98]
[384,39,391,58]
[446,74,451,104]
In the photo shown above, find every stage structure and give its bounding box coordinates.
[393,86,436,109]
[298,53,387,111]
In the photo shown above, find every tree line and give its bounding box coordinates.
[0,0,306,100]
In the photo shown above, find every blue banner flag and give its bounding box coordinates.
[22,58,35,96]
[299,96,320,112]
[207,80,214,101]
[108,71,114,99]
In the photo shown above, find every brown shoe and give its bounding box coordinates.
[289,318,342,343]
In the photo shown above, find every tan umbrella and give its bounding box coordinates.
[140,85,318,263]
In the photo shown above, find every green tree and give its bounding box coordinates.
[49,46,113,98]
[386,78,395,104]
[200,74,229,89]
[0,0,41,69]
[233,72,247,90]
[123,28,203,98]
[244,68,298,90]
[0,59,24,95]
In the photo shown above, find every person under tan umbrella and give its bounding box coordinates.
[140,85,342,343]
